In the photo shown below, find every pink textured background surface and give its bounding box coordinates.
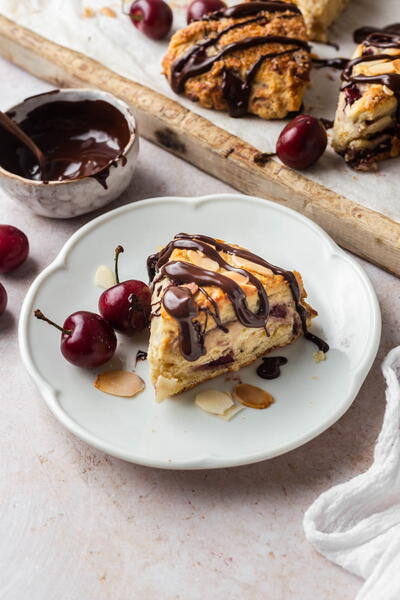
[1,56,399,600]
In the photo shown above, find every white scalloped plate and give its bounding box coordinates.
[19,194,381,469]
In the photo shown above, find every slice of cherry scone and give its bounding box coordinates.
[147,234,327,402]
[162,1,311,119]
[295,0,350,42]
[332,25,400,170]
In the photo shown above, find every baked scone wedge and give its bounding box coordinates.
[332,25,400,170]
[162,1,311,119]
[147,234,327,402]
[295,0,350,42]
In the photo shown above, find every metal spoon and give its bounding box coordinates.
[0,110,46,174]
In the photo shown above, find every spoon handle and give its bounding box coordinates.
[0,110,46,172]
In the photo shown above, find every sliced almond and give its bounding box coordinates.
[393,59,400,74]
[188,250,219,272]
[82,7,96,17]
[100,6,117,17]
[195,389,233,415]
[363,60,395,76]
[233,384,274,410]
[224,270,249,286]
[219,404,244,421]
[94,370,145,397]
[230,255,271,277]
[94,265,116,289]
[383,85,395,96]
[313,351,326,363]
[180,282,199,295]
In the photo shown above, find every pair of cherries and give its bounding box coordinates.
[35,246,151,368]
[129,0,225,41]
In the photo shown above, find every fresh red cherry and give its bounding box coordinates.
[276,114,327,170]
[0,283,7,316]
[99,246,151,335]
[129,0,172,40]
[34,309,117,368]
[187,0,226,23]
[0,225,29,274]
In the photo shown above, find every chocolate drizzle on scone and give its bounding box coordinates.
[171,34,309,117]
[201,1,300,20]
[342,53,400,95]
[353,24,400,45]
[147,234,328,362]
[162,1,310,119]
[332,24,400,170]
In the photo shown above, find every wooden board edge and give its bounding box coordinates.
[0,14,399,276]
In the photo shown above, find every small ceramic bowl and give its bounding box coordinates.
[0,89,138,218]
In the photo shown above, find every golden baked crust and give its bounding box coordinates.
[295,0,350,42]
[332,33,400,170]
[147,234,319,401]
[162,1,310,119]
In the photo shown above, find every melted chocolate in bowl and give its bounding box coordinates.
[0,99,131,188]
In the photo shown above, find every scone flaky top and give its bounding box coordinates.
[162,1,310,119]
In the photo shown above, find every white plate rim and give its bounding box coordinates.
[18,194,381,469]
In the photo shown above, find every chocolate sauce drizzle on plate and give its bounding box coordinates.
[135,350,148,366]
[170,2,310,117]
[257,356,288,379]
[147,234,329,362]
[0,98,130,189]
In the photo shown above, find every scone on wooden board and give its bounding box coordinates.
[295,0,350,42]
[147,234,327,402]
[332,25,400,171]
[162,1,311,119]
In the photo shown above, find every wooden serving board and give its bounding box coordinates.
[0,14,399,275]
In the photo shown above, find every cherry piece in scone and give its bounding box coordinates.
[0,225,29,274]
[0,283,7,316]
[276,115,327,170]
[34,309,117,368]
[129,0,172,40]
[99,246,151,335]
[187,0,226,23]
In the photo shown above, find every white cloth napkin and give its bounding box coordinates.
[304,347,400,600]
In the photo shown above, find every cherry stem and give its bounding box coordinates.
[130,12,143,22]
[34,309,71,336]
[121,0,129,16]
[114,245,124,284]
[121,0,140,17]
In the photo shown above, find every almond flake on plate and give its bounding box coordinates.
[313,350,326,363]
[82,7,96,17]
[100,6,117,17]
[219,404,244,421]
[94,265,116,289]
[195,389,233,415]
[233,383,274,409]
[94,370,145,397]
